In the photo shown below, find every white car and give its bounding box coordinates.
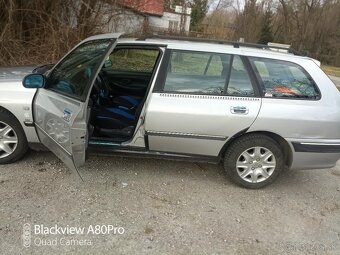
[1,33,339,188]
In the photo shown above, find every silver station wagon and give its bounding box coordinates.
[0,33,339,188]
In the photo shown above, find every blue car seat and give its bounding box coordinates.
[94,95,142,137]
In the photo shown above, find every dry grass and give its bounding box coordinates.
[321,65,340,78]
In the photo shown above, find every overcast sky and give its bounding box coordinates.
[209,0,246,12]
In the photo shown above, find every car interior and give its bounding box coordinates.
[88,47,161,143]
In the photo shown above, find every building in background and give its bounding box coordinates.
[104,0,191,34]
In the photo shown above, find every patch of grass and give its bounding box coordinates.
[108,49,159,72]
[321,65,340,77]
[171,52,222,75]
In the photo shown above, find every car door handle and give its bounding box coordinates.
[230,106,249,115]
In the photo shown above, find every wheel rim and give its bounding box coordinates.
[0,121,18,158]
[236,146,276,183]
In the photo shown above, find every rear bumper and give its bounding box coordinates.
[288,139,340,170]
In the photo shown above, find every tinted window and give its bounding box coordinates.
[163,50,231,94]
[249,57,319,99]
[206,55,224,76]
[104,49,160,73]
[227,56,254,96]
[46,39,112,99]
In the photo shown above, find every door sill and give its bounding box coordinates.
[87,143,220,164]
[89,136,129,145]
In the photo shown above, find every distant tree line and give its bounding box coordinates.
[0,0,339,66]
[205,0,340,66]
[0,0,117,65]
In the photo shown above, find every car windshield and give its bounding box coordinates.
[45,39,113,99]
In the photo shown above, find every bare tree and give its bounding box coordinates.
[232,0,340,65]
[1,0,340,66]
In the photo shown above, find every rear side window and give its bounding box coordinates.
[164,51,229,94]
[162,50,255,96]
[227,56,254,96]
[170,51,227,76]
[249,57,320,99]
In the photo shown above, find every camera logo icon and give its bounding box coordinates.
[23,223,31,248]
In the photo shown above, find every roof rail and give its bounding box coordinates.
[136,34,304,56]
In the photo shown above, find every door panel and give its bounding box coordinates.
[33,34,121,176]
[101,47,161,98]
[34,89,87,178]
[145,93,261,156]
[145,50,261,156]
[103,71,152,97]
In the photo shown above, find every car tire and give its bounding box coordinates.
[0,109,28,164]
[223,134,284,189]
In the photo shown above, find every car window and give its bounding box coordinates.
[104,49,159,73]
[227,56,254,96]
[249,57,320,99]
[45,39,112,99]
[205,55,223,76]
[163,50,231,95]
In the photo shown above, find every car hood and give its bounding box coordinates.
[0,66,36,82]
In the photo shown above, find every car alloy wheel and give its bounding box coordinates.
[236,146,276,183]
[223,134,284,188]
[0,121,18,158]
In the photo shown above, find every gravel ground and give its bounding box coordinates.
[0,151,340,255]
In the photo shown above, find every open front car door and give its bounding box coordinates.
[32,34,121,179]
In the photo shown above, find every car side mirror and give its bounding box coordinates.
[23,74,45,88]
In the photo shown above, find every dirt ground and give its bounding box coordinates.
[0,151,339,255]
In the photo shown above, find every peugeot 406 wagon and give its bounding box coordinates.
[1,33,340,188]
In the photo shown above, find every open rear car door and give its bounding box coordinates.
[31,34,121,179]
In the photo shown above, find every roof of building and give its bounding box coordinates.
[120,0,164,16]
